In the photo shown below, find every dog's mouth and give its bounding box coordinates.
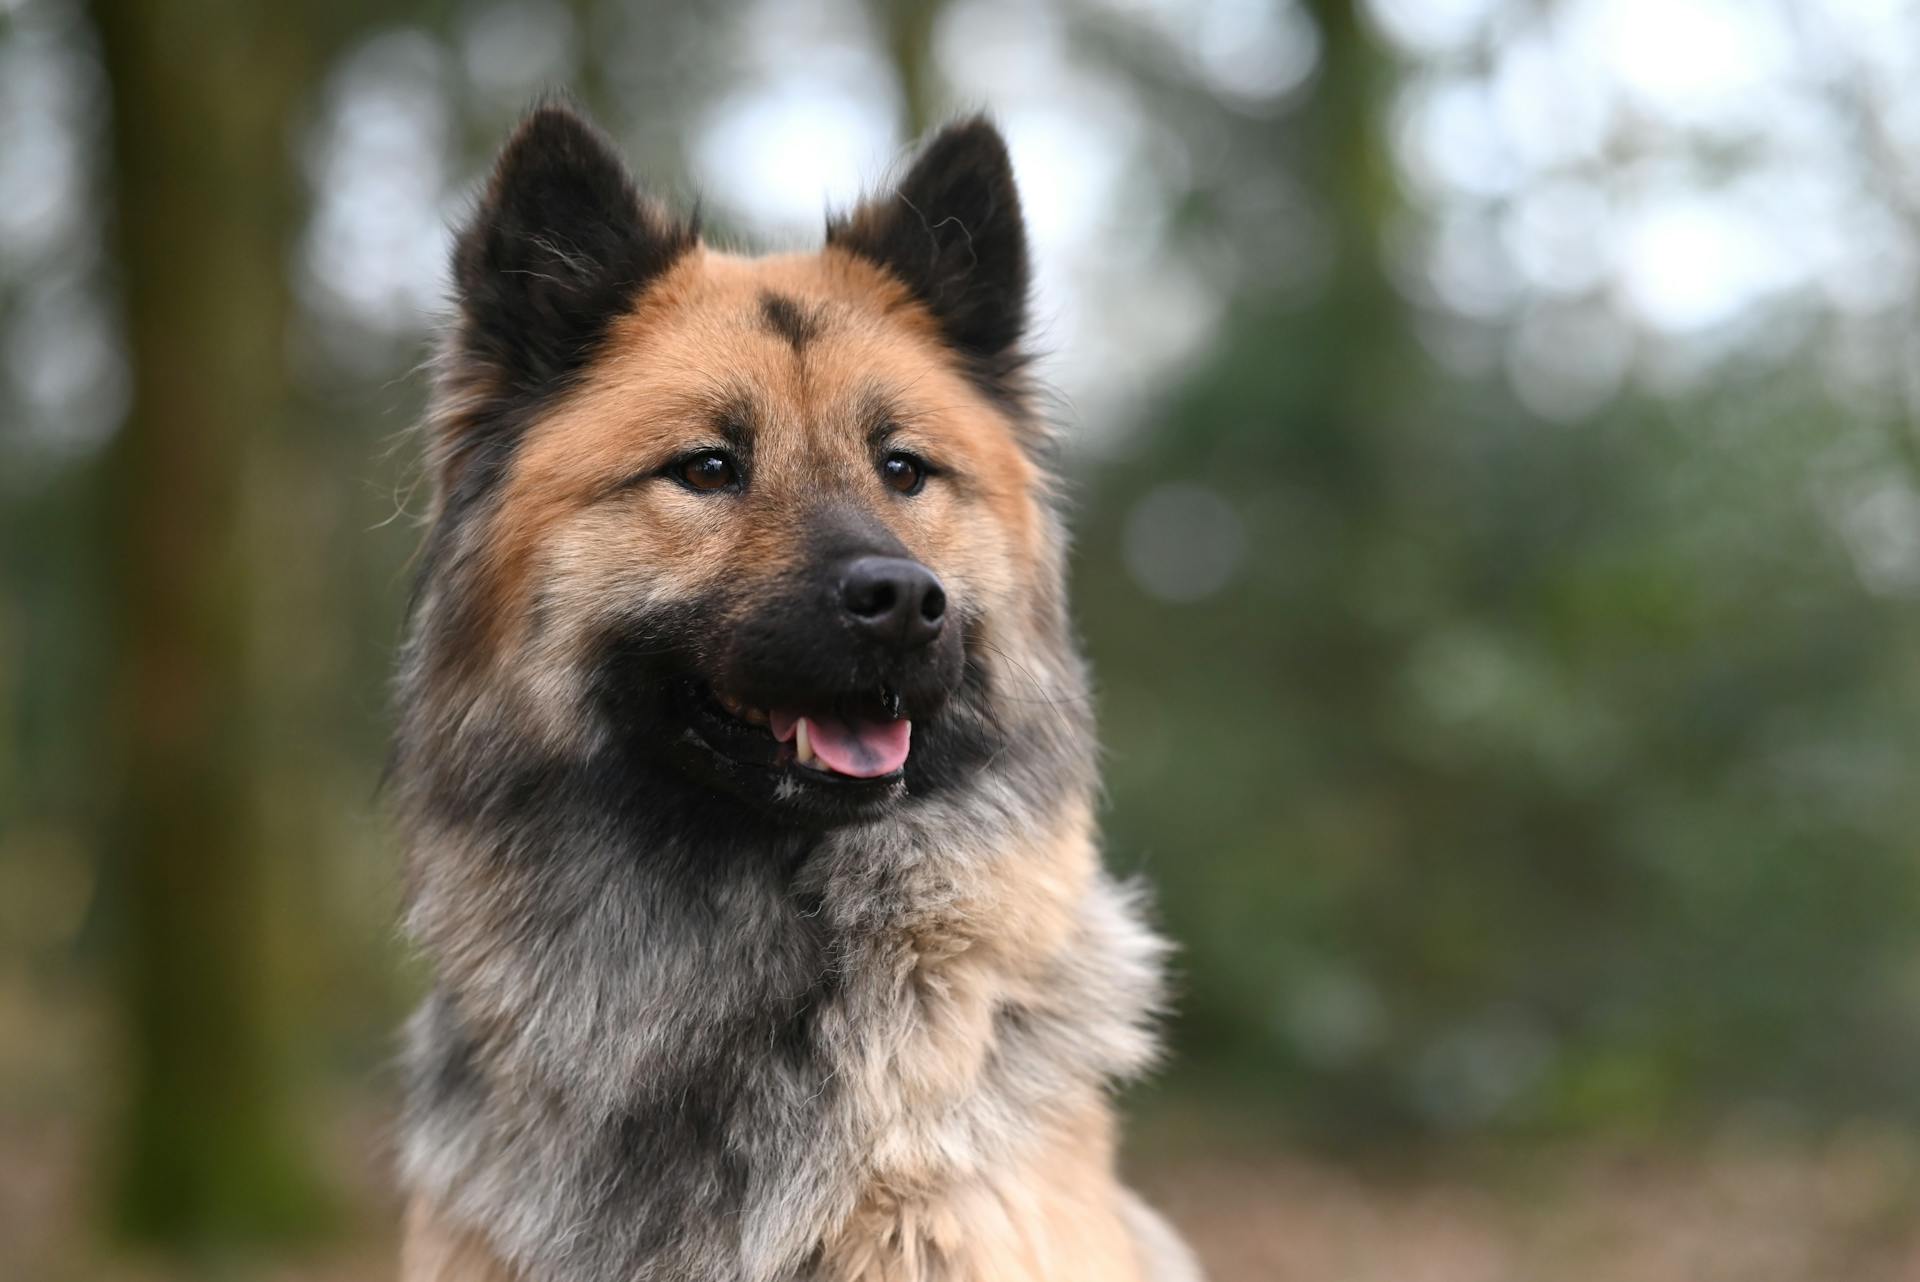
[675,680,913,784]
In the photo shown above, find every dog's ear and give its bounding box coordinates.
[452,102,694,396]
[829,117,1030,401]
[439,103,695,493]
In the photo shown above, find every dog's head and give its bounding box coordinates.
[405,104,1078,827]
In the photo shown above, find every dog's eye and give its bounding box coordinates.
[676,450,740,493]
[880,451,927,496]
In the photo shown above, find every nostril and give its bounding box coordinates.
[920,583,946,623]
[845,577,897,619]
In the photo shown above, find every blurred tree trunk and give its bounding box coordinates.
[91,0,323,1246]
[872,0,942,140]
[1296,0,1407,467]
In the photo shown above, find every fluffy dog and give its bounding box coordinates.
[390,103,1198,1282]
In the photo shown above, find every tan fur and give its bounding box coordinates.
[402,799,1188,1282]
[817,1105,1147,1282]
[404,1197,522,1282]
[801,803,1180,1281]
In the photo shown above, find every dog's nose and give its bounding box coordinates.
[839,556,946,650]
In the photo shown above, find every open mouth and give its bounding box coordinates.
[684,681,913,783]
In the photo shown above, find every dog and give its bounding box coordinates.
[390,102,1200,1282]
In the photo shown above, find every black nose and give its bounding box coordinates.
[839,556,946,650]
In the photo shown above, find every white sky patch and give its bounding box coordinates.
[1488,27,1612,172]
[1615,193,1790,334]
[1421,207,1520,320]
[1379,0,1920,408]
[1819,0,1920,100]
[299,29,455,344]
[6,274,125,451]
[0,19,95,269]
[693,81,899,237]
[1825,474,1920,597]
[1569,0,1795,132]
[1087,0,1320,105]
[1190,0,1320,107]
[0,0,121,459]
[1500,178,1613,298]
[1394,74,1519,201]
[936,0,1072,98]
[1814,200,1917,315]
[685,0,902,241]
[1363,0,1496,58]
[997,105,1133,258]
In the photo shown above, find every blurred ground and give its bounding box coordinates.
[1132,1127,1920,1282]
[13,1075,1920,1282]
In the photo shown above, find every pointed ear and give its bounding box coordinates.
[440,103,695,492]
[828,117,1031,403]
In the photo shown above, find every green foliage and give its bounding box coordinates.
[1082,301,1920,1138]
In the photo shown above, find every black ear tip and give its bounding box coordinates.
[522,93,586,121]
[517,96,594,135]
[918,114,1015,173]
[493,99,620,176]
[936,113,1010,145]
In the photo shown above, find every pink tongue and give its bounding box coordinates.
[770,710,911,778]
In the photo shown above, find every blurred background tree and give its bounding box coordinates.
[90,0,338,1243]
[9,0,1920,1276]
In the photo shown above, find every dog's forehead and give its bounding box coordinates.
[691,246,915,320]
[624,245,933,360]
[575,245,1009,452]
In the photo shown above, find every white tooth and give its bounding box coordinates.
[796,718,815,767]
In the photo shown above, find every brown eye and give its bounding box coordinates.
[881,451,926,496]
[677,450,740,492]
